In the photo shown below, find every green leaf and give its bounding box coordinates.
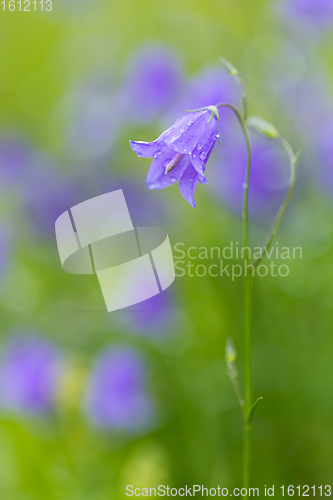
[247,116,279,139]
[248,397,263,423]
[220,57,238,76]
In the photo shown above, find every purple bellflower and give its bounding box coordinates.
[0,335,61,415]
[84,346,154,431]
[130,108,219,208]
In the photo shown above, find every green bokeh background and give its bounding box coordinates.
[1,0,333,498]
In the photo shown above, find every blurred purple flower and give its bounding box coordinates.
[0,137,31,186]
[317,120,333,190]
[120,291,174,335]
[287,0,333,22]
[0,335,61,415]
[122,45,183,123]
[59,86,118,162]
[177,65,240,113]
[130,109,219,207]
[283,77,333,136]
[0,226,10,282]
[209,128,290,219]
[19,152,80,236]
[282,76,333,190]
[84,347,154,431]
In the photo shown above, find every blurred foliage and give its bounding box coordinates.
[1,0,333,498]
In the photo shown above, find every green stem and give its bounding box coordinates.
[216,102,253,493]
[235,76,248,121]
[216,102,296,496]
[243,270,252,493]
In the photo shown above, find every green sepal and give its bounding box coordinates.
[247,116,279,139]
[185,105,220,123]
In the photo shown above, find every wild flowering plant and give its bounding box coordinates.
[129,59,299,492]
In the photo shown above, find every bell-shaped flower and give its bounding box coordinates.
[130,109,219,207]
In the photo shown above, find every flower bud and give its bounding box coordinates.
[247,116,279,139]
[220,58,238,76]
[225,337,237,364]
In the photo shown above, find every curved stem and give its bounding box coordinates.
[215,106,251,247]
[216,102,253,494]
[250,138,297,269]
[235,76,248,121]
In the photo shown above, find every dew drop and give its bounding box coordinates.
[148,183,156,189]
[197,144,202,151]
[242,183,248,189]
[199,151,207,160]
[170,176,176,183]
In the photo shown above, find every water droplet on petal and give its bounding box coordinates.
[148,183,156,189]
[243,183,248,189]
[170,176,176,183]
[197,144,202,151]
[199,151,207,160]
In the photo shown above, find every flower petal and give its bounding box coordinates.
[166,111,212,154]
[129,111,205,158]
[191,117,218,174]
[146,147,191,189]
[158,111,205,144]
[129,140,162,158]
[178,164,201,208]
